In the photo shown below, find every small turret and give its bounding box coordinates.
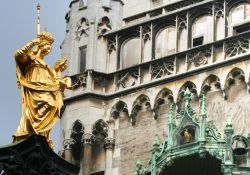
[61,0,123,76]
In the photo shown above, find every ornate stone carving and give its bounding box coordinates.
[75,17,89,41]
[142,25,151,42]
[131,95,151,125]
[63,139,76,149]
[104,137,115,150]
[151,59,174,79]
[81,133,95,145]
[201,75,221,94]
[116,70,139,89]
[205,121,222,141]
[153,88,173,119]
[178,14,187,30]
[225,68,245,92]
[214,1,224,18]
[97,16,112,38]
[107,35,116,54]
[111,101,129,119]
[188,48,211,67]
[225,37,250,58]
[71,73,87,89]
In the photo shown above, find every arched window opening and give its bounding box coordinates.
[121,38,140,69]
[155,26,177,59]
[70,120,84,166]
[192,15,213,47]
[229,3,250,36]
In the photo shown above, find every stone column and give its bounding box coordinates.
[104,138,115,175]
[81,133,94,175]
[63,138,76,163]
[104,120,115,175]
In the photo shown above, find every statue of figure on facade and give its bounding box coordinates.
[183,129,192,143]
[12,31,71,149]
[133,160,146,175]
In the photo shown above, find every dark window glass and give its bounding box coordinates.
[79,46,87,73]
[233,23,250,35]
[193,36,204,47]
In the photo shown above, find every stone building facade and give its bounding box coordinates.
[59,0,250,174]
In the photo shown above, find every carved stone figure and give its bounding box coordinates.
[13,31,71,149]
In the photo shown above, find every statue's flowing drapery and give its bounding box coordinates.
[13,44,63,149]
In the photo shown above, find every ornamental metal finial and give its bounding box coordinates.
[183,87,192,108]
[37,1,41,36]
[168,101,174,124]
[200,95,207,116]
[226,114,232,127]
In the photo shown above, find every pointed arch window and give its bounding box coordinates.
[121,37,140,69]
[229,3,250,36]
[155,26,177,58]
[192,15,213,47]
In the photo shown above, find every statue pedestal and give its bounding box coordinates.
[0,135,79,175]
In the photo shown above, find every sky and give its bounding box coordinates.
[0,1,70,152]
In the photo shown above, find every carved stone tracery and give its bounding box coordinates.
[214,1,224,18]
[71,73,87,89]
[188,48,211,67]
[97,16,112,38]
[151,59,174,79]
[178,15,187,30]
[75,17,89,41]
[225,37,250,58]
[117,70,139,89]
[142,25,151,42]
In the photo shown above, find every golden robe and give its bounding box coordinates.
[13,45,63,149]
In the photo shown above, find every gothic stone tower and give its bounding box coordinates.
[59,0,250,175]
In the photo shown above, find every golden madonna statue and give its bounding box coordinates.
[13,31,71,149]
